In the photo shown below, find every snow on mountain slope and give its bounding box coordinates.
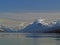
[20,18,49,33]
[20,18,60,33]
[0,17,60,33]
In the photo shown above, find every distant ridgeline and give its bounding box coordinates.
[0,17,60,33]
[20,18,60,33]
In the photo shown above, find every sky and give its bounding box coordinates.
[0,0,60,11]
[0,0,60,22]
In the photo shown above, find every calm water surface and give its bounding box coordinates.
[0,33,60,45]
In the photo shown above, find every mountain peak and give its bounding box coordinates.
[37,17,45,23]
[33,17,48,25]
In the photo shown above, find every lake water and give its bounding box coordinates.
[0,33,60,45]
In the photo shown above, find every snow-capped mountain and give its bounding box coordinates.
[0,17,60,33]
[20,18,60,33]
[0,25,13,32]
[20,18,49,33]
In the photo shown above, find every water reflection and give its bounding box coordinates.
[0,33,60,45]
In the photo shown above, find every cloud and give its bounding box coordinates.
[0,12,60,22]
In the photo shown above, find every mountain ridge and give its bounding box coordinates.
[20,18,60,33]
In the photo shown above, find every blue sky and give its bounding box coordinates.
[0,0,60,12]
[0,0,60,21]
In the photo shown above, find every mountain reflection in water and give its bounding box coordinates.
[0,33,60,45]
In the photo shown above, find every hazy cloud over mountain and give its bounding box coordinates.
[0,12,60,22]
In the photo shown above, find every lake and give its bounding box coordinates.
[0,33,60,45]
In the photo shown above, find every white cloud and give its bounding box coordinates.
[0,12,60,22]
